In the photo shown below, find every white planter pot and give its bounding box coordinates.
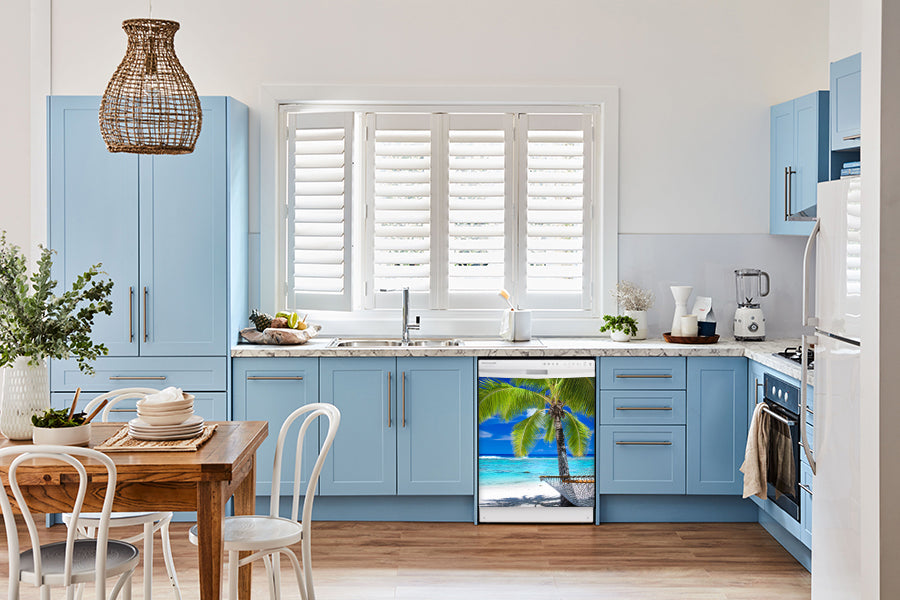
[1,357,50,440]
[624,310,648,340]
[610,330,632,342]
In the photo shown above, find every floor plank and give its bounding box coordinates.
[0,518,810,599]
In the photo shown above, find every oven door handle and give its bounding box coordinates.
[759,404,797,427]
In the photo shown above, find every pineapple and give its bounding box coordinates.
[249,309,273,332]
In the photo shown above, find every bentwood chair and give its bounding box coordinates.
[189,403,341,600]
[63,388,182,600]
[0,445,139,600]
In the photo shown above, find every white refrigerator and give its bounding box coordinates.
[800,176,862,598]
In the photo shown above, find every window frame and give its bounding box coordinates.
[261,85,619,336]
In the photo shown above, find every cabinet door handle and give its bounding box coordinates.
[807,407,814,416]
[143,287,149,342]
[799,483,813,496]
[784,166,790,220]
[615,374,672,379]
[129,286,134,343]
[387,371,392,428]
[615,406,673,411]
[755,378,764,403]
[843,134,861,141]
[109,375,167,381]
[246,376,303,380]
[402,371,407,428]
[615,441,672,446]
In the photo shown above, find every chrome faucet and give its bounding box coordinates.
[400,287,420,344]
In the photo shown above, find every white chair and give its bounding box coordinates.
[189,403,340,600]
[0,445,139,600]
[63,388,182,600]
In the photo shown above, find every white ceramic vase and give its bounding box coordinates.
[1,357,50,440]
[670,286,693,336]
[624,310,648,340]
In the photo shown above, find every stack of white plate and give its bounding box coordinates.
[129,388,204,441]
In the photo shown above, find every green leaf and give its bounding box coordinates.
[510,409,550,457]
[561,412,593,457]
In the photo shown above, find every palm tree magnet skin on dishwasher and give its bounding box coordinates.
[477,359,596,523]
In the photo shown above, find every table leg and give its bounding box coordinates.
[234,454,256,600]
[197,481,225,600]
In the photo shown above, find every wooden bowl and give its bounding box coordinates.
[663,332,720,345]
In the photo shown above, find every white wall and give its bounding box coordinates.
[830,0,863,61]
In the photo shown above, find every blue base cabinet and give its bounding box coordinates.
[686,357,748,495]
[232,358,320,497]
[319,357,474,497]
[598,426,686,494]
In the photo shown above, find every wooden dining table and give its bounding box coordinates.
[0,421,268,600]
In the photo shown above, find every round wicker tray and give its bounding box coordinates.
[663,332,720,344]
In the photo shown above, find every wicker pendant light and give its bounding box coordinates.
[99,19,202,154]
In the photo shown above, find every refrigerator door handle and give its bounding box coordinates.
[799,219,819,474]
[802,219,820,331]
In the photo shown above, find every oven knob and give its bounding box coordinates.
[777,389,783,399]
[771,385,776,396]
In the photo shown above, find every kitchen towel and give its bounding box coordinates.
[740,402,770,499]
[768,419,796,499]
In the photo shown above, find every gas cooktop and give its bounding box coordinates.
[773,346,814,370]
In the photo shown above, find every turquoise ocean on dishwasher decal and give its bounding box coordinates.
[478,376,595,508]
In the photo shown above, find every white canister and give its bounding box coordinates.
[680,315,699,337]
[500,310,532,342]
[624,310,648,340]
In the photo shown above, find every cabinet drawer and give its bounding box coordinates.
[600,358,686,390]
[598,426,686,494]
[51,391,227,423]
[50,357,227,392]
[599,391,686,425]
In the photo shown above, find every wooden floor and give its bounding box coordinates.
[0,519,810,599]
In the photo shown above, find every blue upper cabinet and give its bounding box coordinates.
[49,98,140,356]
[830,53,861,151]
[686,357,748,495]
[139,97,228,356]
[396,357,474,495]
[769,91,828,236]
[48,96,247,366]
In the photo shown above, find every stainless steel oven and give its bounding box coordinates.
[756,373,802,522]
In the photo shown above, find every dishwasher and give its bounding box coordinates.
[477,358,596,523]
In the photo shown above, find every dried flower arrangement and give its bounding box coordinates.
[610,281,654,311]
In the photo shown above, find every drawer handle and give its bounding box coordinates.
[615,441,672,446]
[109,376,167,381]
[799,483,813,496]
[843,134,861,141]
[615,406,673,411]
[246,376,303,381]
[108,408,137,413]
[615,374,672,379]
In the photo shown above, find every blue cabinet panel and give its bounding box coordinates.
[599,390,686,426]
[800,462,813,548]
[319,357,397,496]
[50,357,226,392]
[599,357,686,390]
[686,357,747,495]
[397,357,474,495]
[830,53,862,151]
[748,360,768,425]
[598,425,686,494]
[140,97,228,357]
[51,391,226,423]
[233,358,319,497]
[48,97,139,357]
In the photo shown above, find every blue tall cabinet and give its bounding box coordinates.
[47,96,248,419]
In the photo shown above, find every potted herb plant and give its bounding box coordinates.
[611,281,654,340]
[600,314,639,342]
[0,232,113,439]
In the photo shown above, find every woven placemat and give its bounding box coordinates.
[95,424,218,452]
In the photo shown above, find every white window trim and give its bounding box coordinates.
[260,85,619,336]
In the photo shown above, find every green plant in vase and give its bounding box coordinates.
[600,314,638,342]
[0,232,113,439]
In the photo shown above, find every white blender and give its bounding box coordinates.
[733,269,769,341]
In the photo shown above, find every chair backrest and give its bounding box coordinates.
[269,403,341,526]
[82,387,160,422]
[0,445,118,598]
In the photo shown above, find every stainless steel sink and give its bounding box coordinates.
[330,338,463,348]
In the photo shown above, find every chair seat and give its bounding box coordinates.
[67,511,172,527]
[189,516,304,551]
[19,539,140,586]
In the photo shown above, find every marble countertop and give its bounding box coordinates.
[232,337,813,385]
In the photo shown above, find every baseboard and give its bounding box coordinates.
[758,510,812,572]
[598,495,759,523]
[259,494,476,522]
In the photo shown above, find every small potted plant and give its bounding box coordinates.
[31,406,91,446]
[0,232,113,439]
[611,281,654,340]
[600,315,639,342]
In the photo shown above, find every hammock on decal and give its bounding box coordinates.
[539,475,595,507]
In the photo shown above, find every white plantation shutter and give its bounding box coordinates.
[288,112,353,310]
[366,113,435,305]
[447,114,514,306]
[517,113,593,309]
